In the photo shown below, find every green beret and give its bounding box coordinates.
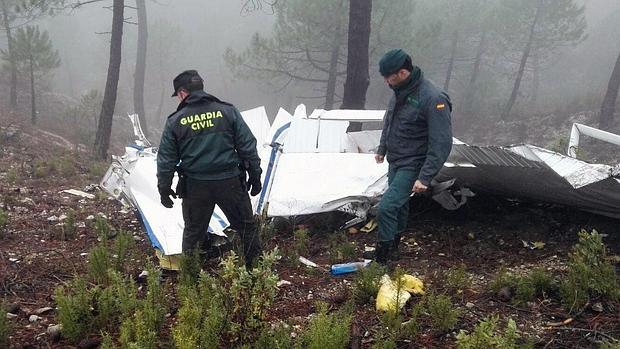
[379,49,409,77]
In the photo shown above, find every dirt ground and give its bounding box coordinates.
[1,123,619,349]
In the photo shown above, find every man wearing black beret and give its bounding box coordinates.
[157,69,263,269]
[374,49,453,265]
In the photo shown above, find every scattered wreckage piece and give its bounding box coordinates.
[438,141,620,218]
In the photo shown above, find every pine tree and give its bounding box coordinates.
[2,25,60,124]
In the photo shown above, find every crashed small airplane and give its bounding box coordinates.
[100,106,620,264]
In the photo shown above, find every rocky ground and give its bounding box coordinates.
[1,119,619,349]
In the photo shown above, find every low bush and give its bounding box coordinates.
[0,208,8,239]
[0,303,10,348]
[352,262,386,305]
[456,315,532,349]
[445,264,472,293]
[424,292,461,333]
[560,230,619,313]
[254,323,295,349]
[601,341,620,349]
[55,277,94,342]
[302,302,352,349]
[328,232,356,263]
[173,249,280,347]
[293,227,310,257]
[490,268,556,305]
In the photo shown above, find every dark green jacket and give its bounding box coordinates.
[156,90,261,190]
[377,68,453,185]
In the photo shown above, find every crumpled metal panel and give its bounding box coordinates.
[438,143,620,219]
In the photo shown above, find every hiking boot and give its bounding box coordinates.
[390,233,402,261]
[374,240,393,265]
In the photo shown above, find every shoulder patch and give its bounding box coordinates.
[436,103,446,110]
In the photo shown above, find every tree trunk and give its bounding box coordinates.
[600,50,620,129]
[29,55,36,125]
[532,50,539,112]
[324,0,345,110]
[341,0,371,131]
[133,0,148,137]
[1,0,17,108]
[462,31,487,116]
[444,30,459,91]
[94,0,124,160]
[324,41,341,110]
[501,0,543,120]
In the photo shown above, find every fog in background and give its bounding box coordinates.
[5,0,620,146]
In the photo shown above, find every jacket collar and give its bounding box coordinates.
[176,90,219,111]
[393,66,422,103]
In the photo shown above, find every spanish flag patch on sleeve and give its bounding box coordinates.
[436,103,446,110]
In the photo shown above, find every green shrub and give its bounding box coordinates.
[173,274,226,349]
[55,277,94,342]
[33,159,52,178]
[113,230,134,273]
[119,309,158,349]
[254,323,295,349]
[58,209,77,241]
[57,157,76,177]
[173,249,280,347]
[328,232,356,263]
[109,271,139,319]
[94,217,113,240]
[601,341,620,349]
[88,244,111,285]
[258,218,277,245]
[92,286,116,331]
[302,302,352,349]
[490,268,556,305]
[221,249,280,342]
[100,332,115,349]
[424,292,461,333]
[352,262,385,305]
[445,264,472,292]
[293,228,310,257]
[141,263,166,331]
[6,167,19,183]
[88,161,108,178]
[178,248,203,288]
[560,230,619,313]
[0,208,8,239]
[456,316,532,349]
[0,303,9,348]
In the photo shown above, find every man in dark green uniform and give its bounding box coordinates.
[157,70,263,268]
[374,49,453,264]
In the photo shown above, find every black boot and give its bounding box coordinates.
[390,233,401,261]
[375,241,393,265]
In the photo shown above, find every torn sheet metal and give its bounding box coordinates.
[438,142,620,218]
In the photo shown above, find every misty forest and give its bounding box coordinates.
[1,0,620,348]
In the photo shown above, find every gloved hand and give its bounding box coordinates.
[247,175,262,196]
[159,187,176,208]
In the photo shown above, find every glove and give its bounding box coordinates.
[159,187,176,208]
[247,176,262,197]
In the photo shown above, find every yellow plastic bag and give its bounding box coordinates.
[375,274,424,312]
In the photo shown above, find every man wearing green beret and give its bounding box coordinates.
[374,49,453,264]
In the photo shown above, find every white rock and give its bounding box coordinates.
[35,307,54,315]
[277,280,292,287]
[465,302,475,309]
[6,313,18,320]
[47,324,62,340]
[47,216,59,222]
[86,215,95,220]
[58,214,67,221]
[29,315,41,322]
